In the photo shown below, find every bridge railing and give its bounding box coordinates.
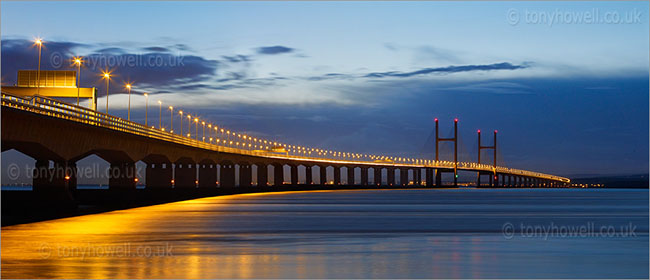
[1,92,569,183]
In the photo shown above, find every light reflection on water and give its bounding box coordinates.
[2,188,648,279]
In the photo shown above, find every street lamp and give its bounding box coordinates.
[202,121,206,142]
[169,106,174,133]
[125,83,132,121]
[101,71,111,114]
[34,38,43,96]
[179,110,183,136]
[73,57,83,106]
[208,124,212,143]
[187,115,191,138]
[157,100,162,129]
[143,93,149,126]
[194,118,199,141]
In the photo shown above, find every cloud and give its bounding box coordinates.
[0,39,218,94]
[221,55,251,63]
[142,46,169,52]
[256,45,294,55]
[364,62,529,78]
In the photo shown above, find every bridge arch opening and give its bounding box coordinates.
[74,154,110,189]
[1,149,37,190]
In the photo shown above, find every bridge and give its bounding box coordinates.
[1,92,570,201]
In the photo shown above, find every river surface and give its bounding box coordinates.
[1,188,648,278]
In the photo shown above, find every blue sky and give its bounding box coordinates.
[1,1,648,178]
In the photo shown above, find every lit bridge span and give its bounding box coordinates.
[2,93,570,198]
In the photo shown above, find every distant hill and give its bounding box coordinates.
[571,174,649,188]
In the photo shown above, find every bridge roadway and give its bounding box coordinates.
[1,93,570,198]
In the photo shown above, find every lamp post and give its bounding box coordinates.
[73,57,82,106]
[35,38,43,96]
[157,100,162,129]
[102,72,111,114]
[169,106,174,133]
[179,110,183,136]
[187,115,191,138]
[194,118,199,141]
[125,83,132,121]
[208,124,212,143]
[201,121,206,142]
[143,93,148,126]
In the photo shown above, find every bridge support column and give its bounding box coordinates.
[387,168,395,186]
[305,166,313,185]
[108,162,137,190]
[290,165,298,186]
[374,168,382,186]
[220,163,235,188]
[319,166,327,185]
[273,163,284,186]
[198,163,217,189]
[399,168,408,186]
[146,162,172,189]
[414,169,421,186]
[435,169,442,187]
[360,167,368,186]
[32,160,76,204]
[174,162,196,189]
[239,163,252,187]
[425,168,433,187]
[347,167,355,185]
[333,166,341,185]
[257,164,268,187]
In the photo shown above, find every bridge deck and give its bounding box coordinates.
[1,92,569,183]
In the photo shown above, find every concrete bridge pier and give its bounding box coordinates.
[108,162,137,191]
[425,168,433,187]
[360,167,368,186]
[220,162,236,188]
[174,160,196,189]
[374,168,382,186]
[290,165,299,186]
[435,169,442,187]
[256,164,267,187]
[387,168,395,186]
[333,166,341,185]
[145,162,172,189]
[305,165,313,185]
[319,165,327,185]
[414,168,421,186]
[198,162,218,189]
[31,160,76,207]
[347,166,355,185]
[273,163,284,186]
[400,168,408,186]
[239,163,252,188]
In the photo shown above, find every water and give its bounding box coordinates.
[1,188,648,278]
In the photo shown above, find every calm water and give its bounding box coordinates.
[2,188,648,279]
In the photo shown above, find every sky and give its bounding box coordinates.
[1,1,648,180]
